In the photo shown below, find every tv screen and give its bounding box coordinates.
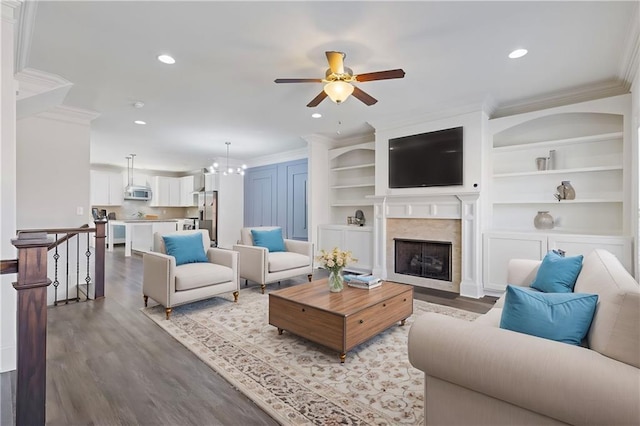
[388,126,463,188]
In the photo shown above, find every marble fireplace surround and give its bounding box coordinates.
[371,193,483,298]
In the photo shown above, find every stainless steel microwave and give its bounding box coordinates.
[124,185,152,201]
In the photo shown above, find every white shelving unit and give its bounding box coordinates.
[328,141,375,223]
[483,95,633,291]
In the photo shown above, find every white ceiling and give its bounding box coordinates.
[19,1,638,172]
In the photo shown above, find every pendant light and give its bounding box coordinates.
[209,142,247,176]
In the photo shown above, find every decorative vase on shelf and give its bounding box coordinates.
[555,180,576,201]
[534,211,555,230]
[328,269,344,293]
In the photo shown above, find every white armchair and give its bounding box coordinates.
[143,229,239,319]
[233,226,313,294]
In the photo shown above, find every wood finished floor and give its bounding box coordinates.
[1,246,496,425]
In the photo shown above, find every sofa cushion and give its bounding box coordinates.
[268,252,310,273]
[162,233,208,266]
[530,250,583,293]
[500,285,598,346]
[251,228,286,252]
[175,263,234,291]
[574,250,640,368]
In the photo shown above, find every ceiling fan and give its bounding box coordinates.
[275,51,405,107]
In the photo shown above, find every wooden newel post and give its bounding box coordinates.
[94,220,106,299]
[11,232,52,426]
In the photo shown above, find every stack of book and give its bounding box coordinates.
[344,274,382,289]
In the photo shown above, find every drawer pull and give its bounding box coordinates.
[383,303,386,307]
[404,298,407,302]
[301,308,305,312]
[359,319,364,324]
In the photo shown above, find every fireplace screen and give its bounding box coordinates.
[394,238,452,282]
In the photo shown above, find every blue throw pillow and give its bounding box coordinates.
[251,228,286,252]
[500,285,598,346]
[162,233,208,266]
[530,250,583,293]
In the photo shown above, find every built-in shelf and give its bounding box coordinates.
[484,97,632,293]
[493,193,623,204]
[331,183,375,190]
[331,201,375,207]
[493,165,623,178]
[493,132,623,152]
[331,163,375,172]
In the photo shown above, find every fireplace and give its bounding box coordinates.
[394,239,452,282]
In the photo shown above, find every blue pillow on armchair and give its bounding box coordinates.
[530,250,583,293]
[162,233,208,266]
[251,228,286,252]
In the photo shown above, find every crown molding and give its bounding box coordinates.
[618,3,639,90]
[245,147,308,168]
[15,67,72,100]
[14,0,35,72]
[2,0,21,22]
[369,102,485,133]
[36,105,100,125]
[490,79,629,119]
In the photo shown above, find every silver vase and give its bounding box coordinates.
[534,211,554,230]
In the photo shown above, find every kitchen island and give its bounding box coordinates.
[108,220,179,257]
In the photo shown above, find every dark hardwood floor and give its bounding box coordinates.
[1,246,495,425]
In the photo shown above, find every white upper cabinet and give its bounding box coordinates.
[180,175,196,206]
[150,175,196,207]
[91,170,124,206]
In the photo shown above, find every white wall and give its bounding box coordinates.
[17,107,96,229]
[632,53,640,277]
[0,1,19,373]
[217,173,244,248]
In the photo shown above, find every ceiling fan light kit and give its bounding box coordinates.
[275,51,405,107]
[324,80,354,103]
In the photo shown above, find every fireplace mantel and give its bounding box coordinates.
[372,192,483,298]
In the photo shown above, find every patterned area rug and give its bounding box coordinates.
[141,287,480,425]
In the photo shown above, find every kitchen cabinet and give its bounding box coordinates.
[91,170,124,206]
[150,175,195,207]
[180,175,196,206]
[108,220,179,256]
[482,231,632,293]
[317,225,373,273]
[204,173,219,191]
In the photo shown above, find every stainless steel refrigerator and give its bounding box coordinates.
[198,191,218,246]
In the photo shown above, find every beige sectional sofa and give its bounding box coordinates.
[408,249,640,425]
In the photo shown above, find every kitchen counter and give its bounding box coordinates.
[108,220,179,257]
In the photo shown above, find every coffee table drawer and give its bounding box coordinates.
[345,290,413,350]
[269,297,344,351]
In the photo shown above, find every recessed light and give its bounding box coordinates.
[508,48,528,59]
[311,113,322,119]
[134,120,146,125]
[157,54,176,64]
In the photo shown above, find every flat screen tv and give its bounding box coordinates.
[388,126,463,188]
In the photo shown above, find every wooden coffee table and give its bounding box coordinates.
[268,279,413,362]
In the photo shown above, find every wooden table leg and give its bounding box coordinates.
[339,353,346,363]
[400,318,406,326]
[278,328,283,335]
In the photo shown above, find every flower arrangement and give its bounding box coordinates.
[316,247,357,273]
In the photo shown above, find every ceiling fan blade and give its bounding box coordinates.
[326,51,345,75]
[307,91,328,107]
[351,86,378,106]
[355,69,405,82]
[274,78,323,83]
